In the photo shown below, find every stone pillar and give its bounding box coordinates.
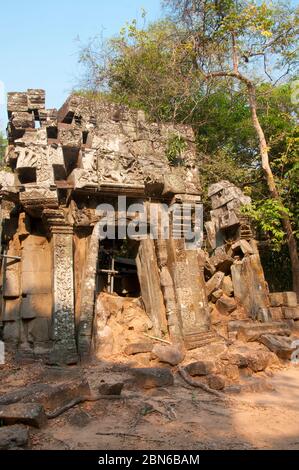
[45,212,78,364]
[77,226,99,360]
[136,238,168,338]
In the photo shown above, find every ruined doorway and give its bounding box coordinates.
[96,238,140,298]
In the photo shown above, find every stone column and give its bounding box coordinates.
[77,226,99,361]
[45,210,78,364]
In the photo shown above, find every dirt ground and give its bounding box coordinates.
[1,357,298,450]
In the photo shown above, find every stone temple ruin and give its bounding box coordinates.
[0,89,299,370]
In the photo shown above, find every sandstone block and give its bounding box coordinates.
[98,382,124,396]
[206,272,225,298]
[0,425,29,450]
[185,360,215,376]
[269,293,284,307]
[151,344,185,366]
[208,374,225,391]
[131,368,174,389]
[28,318,50,343]
[216,295,237,315]
[221,276,234,297]
[282,292,297,308]
[259,334,297,360]
[0,403,47,428]
[0,379,91,413]
[21,294,52,319]
[282,306,299,320]
[269,307,283,321]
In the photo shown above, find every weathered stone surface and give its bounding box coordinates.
[259,334,297,360]
[124,342,153,356]
[0,403,47,428]
[210,250,233,274]
[2,298,21,322]
[185,360,215,376]
[269,293,284,307]
[21,294,53,319]
[131,368,174,389]
[28,318,51,343]
[236,322,291,342]
[282,306,299,320]
[232,240,254,256]
[151,344,185,365]
[0,379,91,413]
[231,255,270,321]
[282,292,298,308]
[98,382,124,396]
[206,272,225,298]
[211,289,223,303]
[269,307,283,321]
[0,425,29,450]
[216,295,237,315]
[208,374,225,390]
[221,276,234,297]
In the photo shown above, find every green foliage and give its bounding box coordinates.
[242,199,291,251]
[166,134,187,166]
[0,131,7,165]
[78,1,299,289]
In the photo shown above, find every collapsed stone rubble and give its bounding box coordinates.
[0,88,298,383]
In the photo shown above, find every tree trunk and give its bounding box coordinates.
[247,83,299,300]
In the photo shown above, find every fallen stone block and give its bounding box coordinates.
[234,322,291,342]
[282,306,299,320]
[0,403,47,428]
[206,272,225,298]
[131,368,174,389]
[211,289,223,303]
[221,345,268,372]
[185,360,215,376]
[151,344,185,366]
[232,240,254,256]
[221,276,234,297]
[207,374,225,391]
[210,251,234,274]
[246,350,270,372]
[216,295,237,315]
[98,382,124,396]
[259,334,297,360]
[0,378,91,413]
[0,425,29,450]
[124,342,153,355]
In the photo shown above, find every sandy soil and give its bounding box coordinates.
[11,362,296,451]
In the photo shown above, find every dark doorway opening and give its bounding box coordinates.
[97,238,140,297]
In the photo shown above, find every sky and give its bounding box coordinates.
[0,0,162,130]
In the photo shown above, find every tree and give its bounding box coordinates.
[79,1,299,296]
[162,0,299,298]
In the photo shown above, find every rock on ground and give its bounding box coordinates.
[185,360,215,376]
[0,403,47,428]
[131,368,174,389]
[151,344,185,366]
[0,425,29,450]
